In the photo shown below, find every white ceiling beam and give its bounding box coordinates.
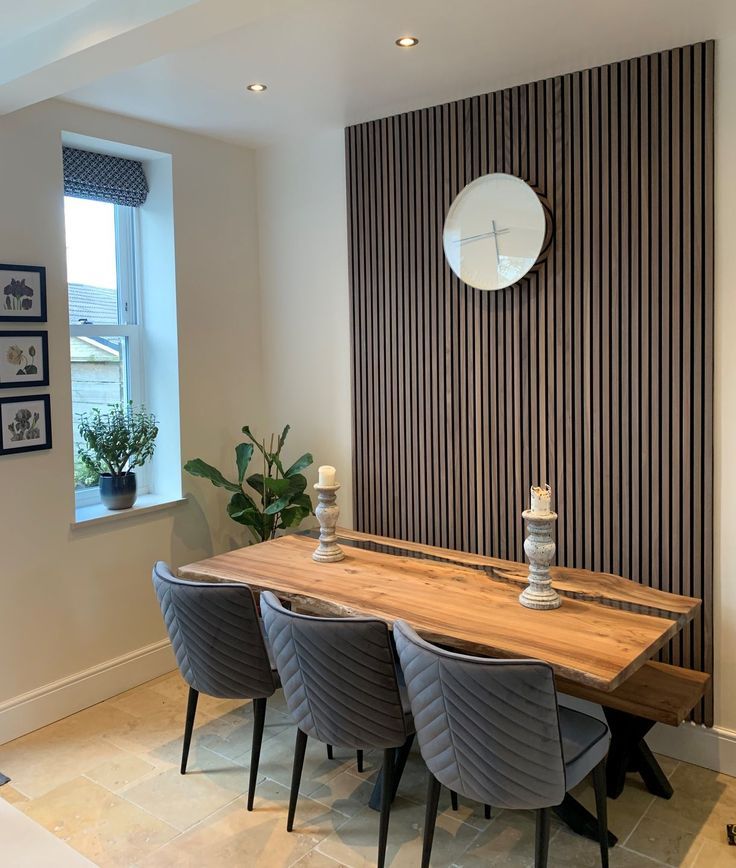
[0,0,302,115]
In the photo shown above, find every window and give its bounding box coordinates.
[64,196,145,506]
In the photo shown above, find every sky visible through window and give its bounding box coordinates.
[64,196,117,289]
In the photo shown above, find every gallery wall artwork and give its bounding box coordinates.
[0,394,52,456]
[0,331,49,387]
[0,264,47,322]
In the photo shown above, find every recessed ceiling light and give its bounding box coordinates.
[246,83,267,92]
[395,36,419,48]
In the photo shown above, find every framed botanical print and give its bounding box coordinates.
[0,394,52,455]
[0,264,47,322]
[0,331,49,388]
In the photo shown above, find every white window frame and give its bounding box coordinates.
[69,203,148,508]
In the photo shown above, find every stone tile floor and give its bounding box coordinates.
[1,672,734,867]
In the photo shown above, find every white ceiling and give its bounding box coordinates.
[4,0,736,147]
[0,1,93,46]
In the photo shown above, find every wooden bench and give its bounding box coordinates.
[558,661,711,799]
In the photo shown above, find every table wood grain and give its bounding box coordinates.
[180,529,701,693]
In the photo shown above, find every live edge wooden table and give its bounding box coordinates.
[180,528,708,847]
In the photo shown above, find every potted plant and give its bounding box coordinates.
[77,403,158,510]
[184,424,313,543]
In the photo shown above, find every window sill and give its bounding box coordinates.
[71,494,187,529]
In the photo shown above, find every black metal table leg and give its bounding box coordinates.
[553,794,618,847]
[604,708,672,800]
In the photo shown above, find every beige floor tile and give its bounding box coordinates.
[549,828,663,866]
[0,784,29,805]
[309,770,378,818]
[108,683,195,719]
[625,815,703,866]
[291,849,351,867]
[571,778,655,843]
[146,673,245,717]
[139,779,348,867]
[190,700,293,764]
[122,746,251,831]
[642,763,736,845]
[457,810,538,867]
[253,728,360,797]
[689,836,736,867]
[316,795,480,868]
[86,753,157,793]
[20,776,177,867]
[0,735,134,799]
[654,754,680,779]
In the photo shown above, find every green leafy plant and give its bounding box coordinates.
[77,403,158,478]
[184,425,313,543]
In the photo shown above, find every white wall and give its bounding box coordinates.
[256,130,353,517]
[255,38,736,749]
[0,99,263,735]
[712,32,736,737]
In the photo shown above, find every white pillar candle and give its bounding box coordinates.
[530,484,552,515]
[318,465,337,486]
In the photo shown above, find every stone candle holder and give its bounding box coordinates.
[519,508,562,610]
[312,483,345,563]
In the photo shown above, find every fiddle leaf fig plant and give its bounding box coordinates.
[184,424,313,543]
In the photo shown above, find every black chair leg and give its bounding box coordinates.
[378,748,394,868]
[391,733,415,800]
[326,744,334,760]
[247,697,266,811]
[592,759,610,868]
[180,687,199,774]
[287,729,308,832]
[484,804,492,820]
[450,790,459,811]
[421,773,441,868]
[357,749,364,772]
[535,807,551,868]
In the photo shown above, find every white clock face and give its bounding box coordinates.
[442,173,546,291]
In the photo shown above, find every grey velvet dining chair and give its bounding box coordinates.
[260,591,415,868]
[151,561,279,811]
[393,619,611,868]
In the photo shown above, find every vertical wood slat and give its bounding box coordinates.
[346,42,715,725]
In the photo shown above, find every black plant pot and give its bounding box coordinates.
[100,472,137,510]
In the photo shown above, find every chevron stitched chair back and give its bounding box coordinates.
[152,561,277,700]
[260,591,410,748]
[393,619,566,810]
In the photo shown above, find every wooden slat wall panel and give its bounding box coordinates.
[346,42,715,724]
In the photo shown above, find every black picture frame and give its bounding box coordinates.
[0,331,49,388]
[0,264,47,323]
[0,394,52,455]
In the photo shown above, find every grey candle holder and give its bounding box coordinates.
[519,508,562,610]
[312,483,345,563]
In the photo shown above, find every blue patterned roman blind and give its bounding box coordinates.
[62,147,149,207]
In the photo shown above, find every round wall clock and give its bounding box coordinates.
[442,173,549,291]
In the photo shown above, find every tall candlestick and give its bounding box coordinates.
[312,480,345,563]
[520,485,561,610]
[318,465,337,487]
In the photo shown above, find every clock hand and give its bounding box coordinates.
[453,226,511,244]
[453,230,496,244]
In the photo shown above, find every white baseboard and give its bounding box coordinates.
[0,640,176,746]
[559,693,736,776]
[649,722,736,777]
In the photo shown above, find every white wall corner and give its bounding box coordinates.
[0,641,175,746]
